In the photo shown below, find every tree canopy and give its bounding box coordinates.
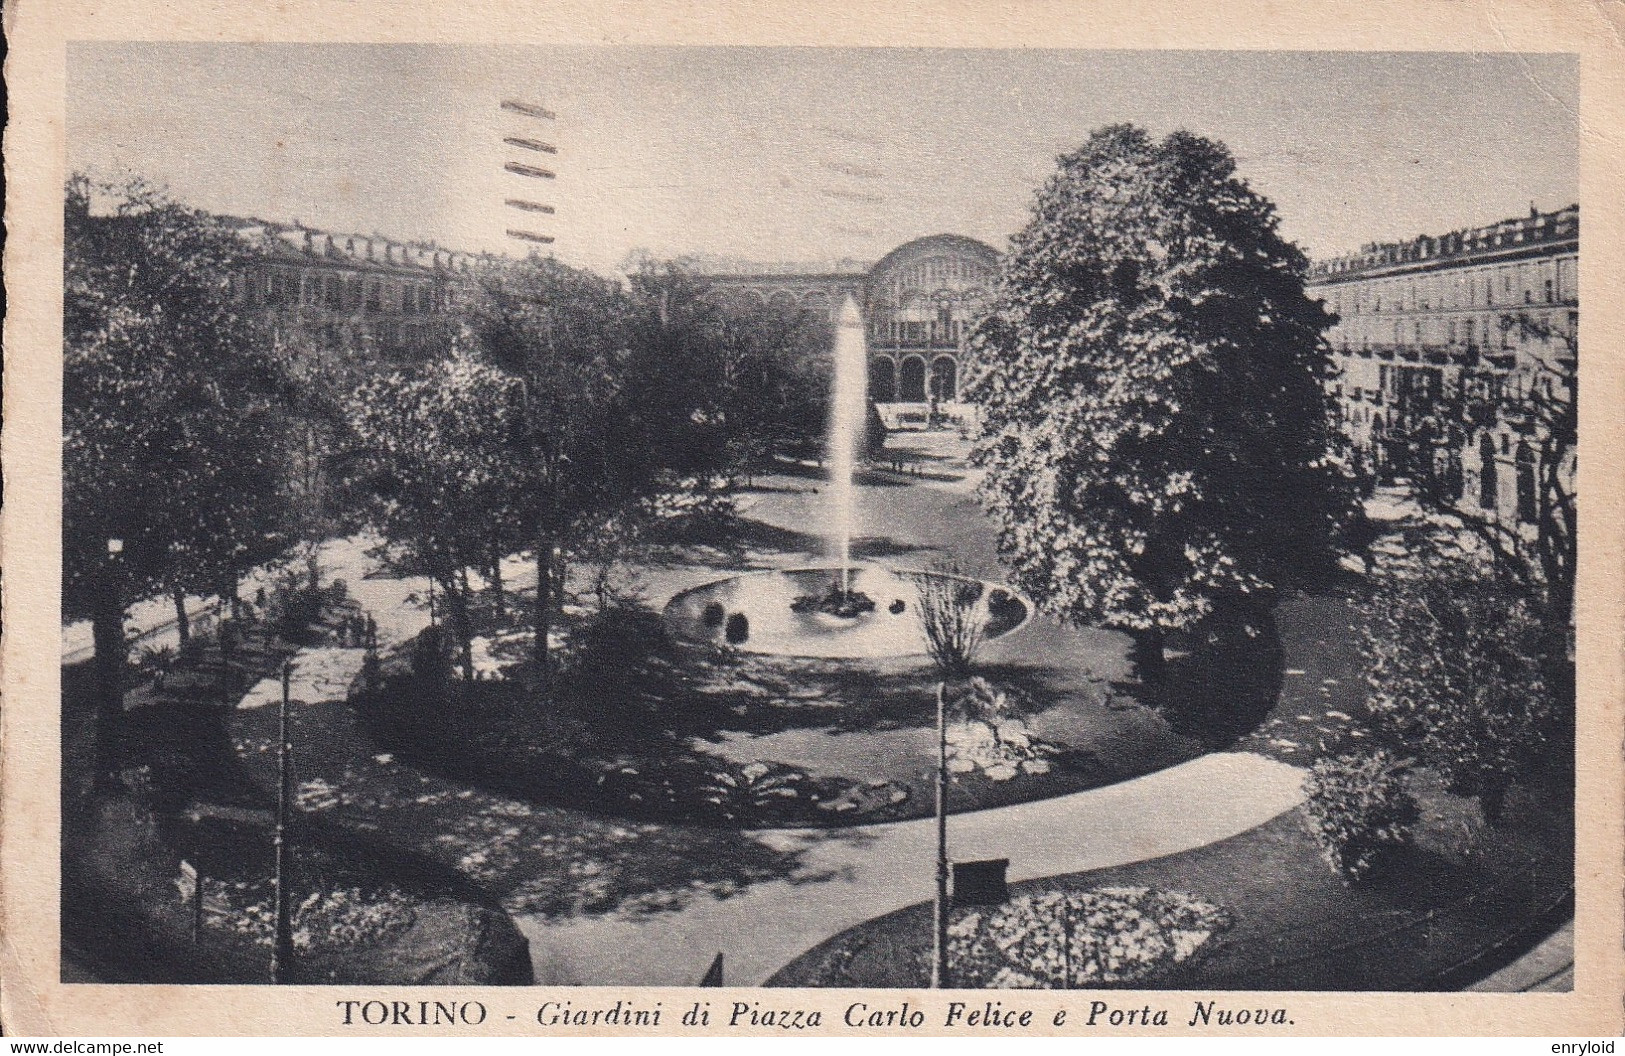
[346,353,526,678]
[64,176,293,619]
[625,262,833,479]
[970,124,1356,650]
[64,176,298,778]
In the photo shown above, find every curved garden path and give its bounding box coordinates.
[517,750,1305,986]
[203,434,1309,986]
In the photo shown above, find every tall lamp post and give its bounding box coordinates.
[931,680,949,988]
[93,537,126,791]
[270,660,296,983]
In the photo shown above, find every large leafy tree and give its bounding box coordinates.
[64,176,292,777]
[624,263,833,482]
[346,353,526,679]
[708,289,833,474]
[462,255,672,688]
[269,325,392,594]
[971,124,1356,674]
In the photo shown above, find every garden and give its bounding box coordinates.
[60,129,1577,990]
[60,574,532,984]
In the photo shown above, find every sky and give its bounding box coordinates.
[67,45,1578,276]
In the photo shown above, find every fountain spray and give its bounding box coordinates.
[829,295,869,596]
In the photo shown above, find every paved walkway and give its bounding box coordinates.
[517,751,1306,986]
[178,525,1307,990]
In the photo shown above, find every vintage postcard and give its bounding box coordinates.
[4,0,1623,1039]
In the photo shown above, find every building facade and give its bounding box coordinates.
[224,218,487,361]
[1307,205,1578,529]
[699,233,1003,424]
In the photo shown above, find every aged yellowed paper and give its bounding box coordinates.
[4,0,1623,1038]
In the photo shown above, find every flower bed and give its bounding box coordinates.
[946,886,1232,988]
[207,880,417,951]
[945,717,1053,781]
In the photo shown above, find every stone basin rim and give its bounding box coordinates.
[661,564,1036,660]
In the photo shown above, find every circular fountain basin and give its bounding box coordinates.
[663,566,1032,660]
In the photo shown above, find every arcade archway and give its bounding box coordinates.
[899,356,927,402]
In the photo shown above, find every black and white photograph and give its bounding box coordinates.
[10,11,1619,1034]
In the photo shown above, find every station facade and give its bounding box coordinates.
[699,233,1003,425]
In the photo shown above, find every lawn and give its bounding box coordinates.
[766,771,1573,990]
[338,438,1305,830]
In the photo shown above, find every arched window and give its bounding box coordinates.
[900,356,927,402]
[930,356,957,402]
[869,356,897,402]
[1515,441,1537,523]
[1479,432,1500,511]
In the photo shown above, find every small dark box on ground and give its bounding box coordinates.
[952,858,1010,906]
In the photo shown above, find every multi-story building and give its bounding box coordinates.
[698,233,1003,426]
[1307,204,1578,529]
[223,218,487,362]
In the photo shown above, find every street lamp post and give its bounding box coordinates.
[931,680,949,988]
[270,660,297,983]
[92,537,127,791]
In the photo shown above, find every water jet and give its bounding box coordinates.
[663,295,1031,660]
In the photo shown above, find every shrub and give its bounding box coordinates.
[267,578,327,643]
[560,603,676,714]
[914,561,983,677]
[864,401,889,459]
[1302,749,1419,882]
[1361,553,1554,822]
[137,645,176,684]
[410,625,452,688]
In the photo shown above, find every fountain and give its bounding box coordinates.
[663,296,1031,659]
[827,295,867,598]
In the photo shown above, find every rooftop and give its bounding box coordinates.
[222,216,491,274]
[1309,204,1578,281]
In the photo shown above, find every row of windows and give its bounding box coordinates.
[274,318,441,352]
[1317,213,1576,278]
[235,267,446,315]
[1319,255,1576,318]
[1331,310,1575,352]
[882,257,992,292]
[1337,357,1562,405]
[869,318,971,346]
